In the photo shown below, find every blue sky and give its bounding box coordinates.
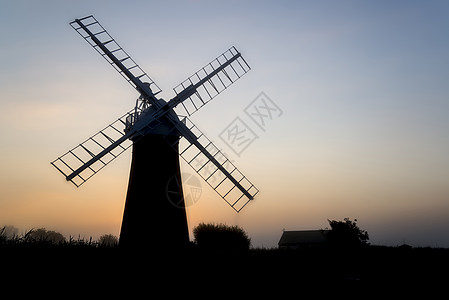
[1,0,449,247]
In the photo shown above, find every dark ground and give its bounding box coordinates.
[2,244,448,296]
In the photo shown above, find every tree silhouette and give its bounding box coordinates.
[27,228,66,244]
[326,218,369,248]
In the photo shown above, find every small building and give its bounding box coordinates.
[278,230,330,249]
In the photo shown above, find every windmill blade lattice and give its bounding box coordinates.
[164,117,259,212]
[173,47,250,117]
[51,110,135,187]
[70,15,161,96]
[51,105,163,187]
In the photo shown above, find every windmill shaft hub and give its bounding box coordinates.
[128,98,181,137]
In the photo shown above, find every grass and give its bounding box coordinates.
[2,226,449,294]
[1,226,119,249]
[2,241,448,295]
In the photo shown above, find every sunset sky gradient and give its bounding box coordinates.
[1,0,449,247]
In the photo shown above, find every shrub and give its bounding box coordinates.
[98,234,118,247]
[193,223,251,253]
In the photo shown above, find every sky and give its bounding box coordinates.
[1,0,449,248]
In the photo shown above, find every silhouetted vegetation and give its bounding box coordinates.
[27,228,66,244]
[98,233,119,247]
[326,217,370,248]
[193,222,250,253]
[2,222,449,292]
[0,226,117,249]
[0,225,18,240]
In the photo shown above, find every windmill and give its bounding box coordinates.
[51,16,258,248]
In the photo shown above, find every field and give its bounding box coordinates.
[2,242,448,296]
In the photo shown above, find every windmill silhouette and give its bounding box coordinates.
[51,16,258,248]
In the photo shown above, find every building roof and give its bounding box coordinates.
[278,230,330,246]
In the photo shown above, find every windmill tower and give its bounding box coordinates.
[51,16,258,248]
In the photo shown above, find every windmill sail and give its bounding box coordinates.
[70,15,161,100]
[51,105,162,187]
[164,117,259,212]
[172,47,251,117]
[51,111,135,187]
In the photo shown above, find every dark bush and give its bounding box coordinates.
[193,223,251,253]
[98,234,118,247]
